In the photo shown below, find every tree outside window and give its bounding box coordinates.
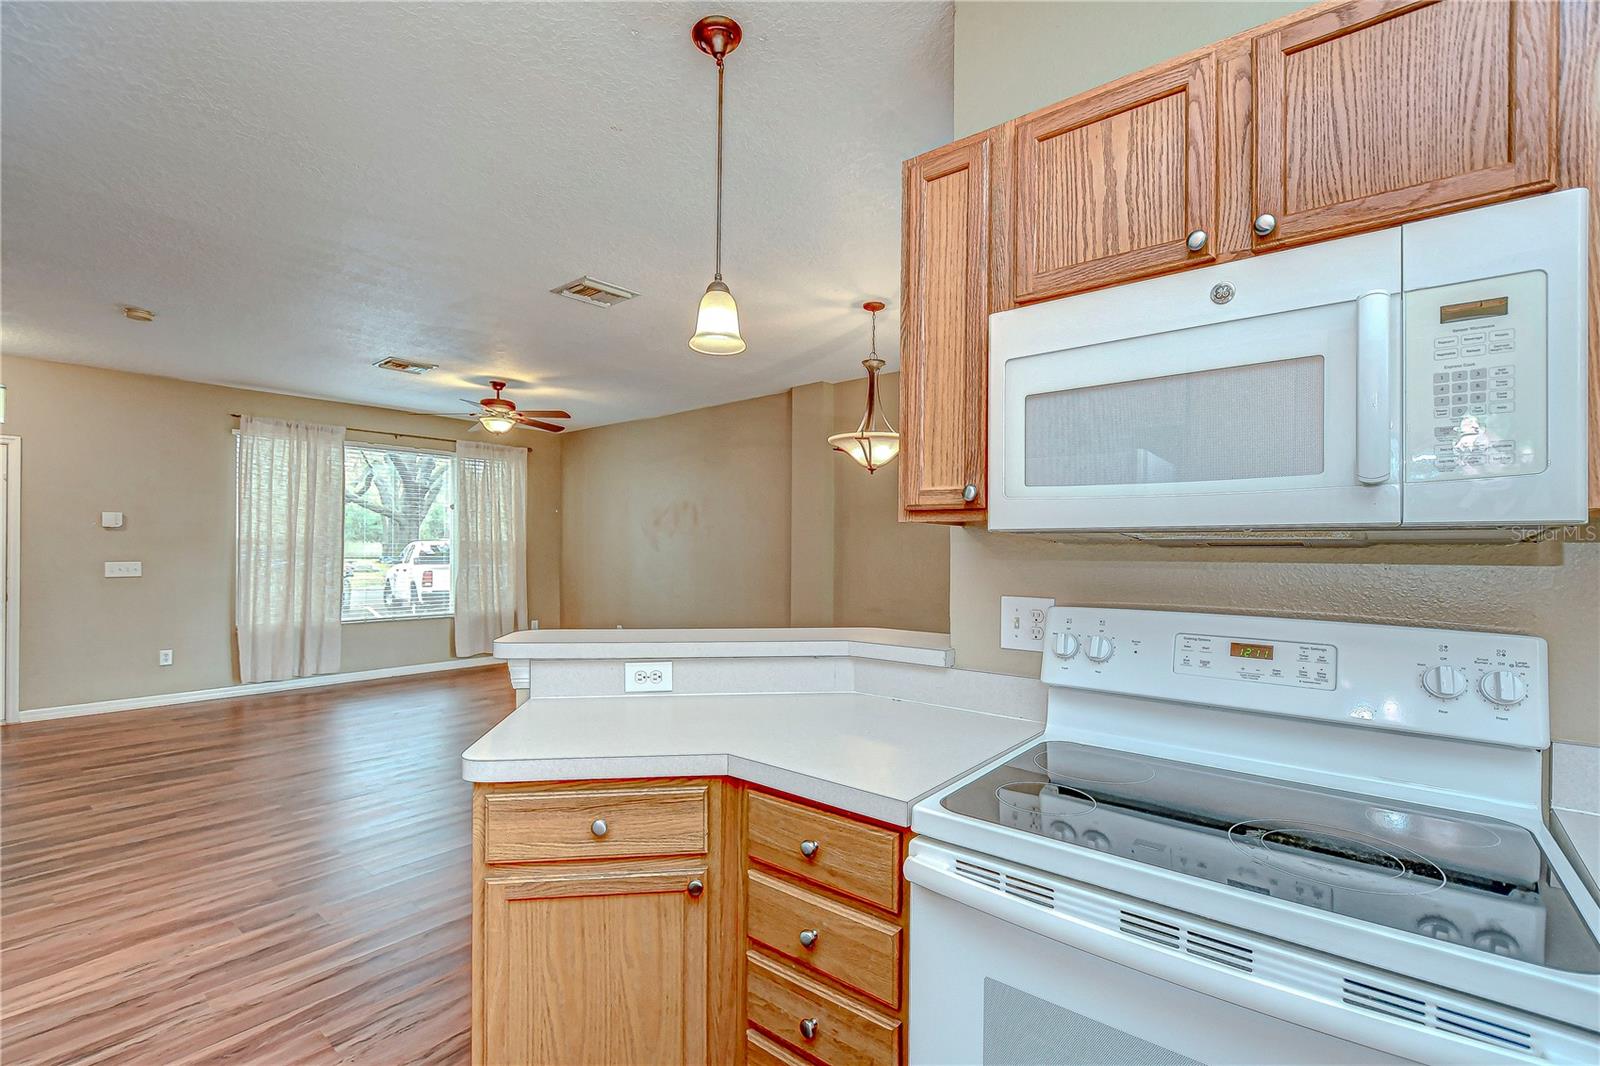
[341,444,454,621]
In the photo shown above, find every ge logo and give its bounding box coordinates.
[1210,283,1235,305]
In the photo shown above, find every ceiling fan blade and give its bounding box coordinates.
[459,398,488,409]
[516,418,566,433]
[516,410,572,419]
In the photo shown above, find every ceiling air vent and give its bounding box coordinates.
[551,275,640,308]
[372,357,437,375]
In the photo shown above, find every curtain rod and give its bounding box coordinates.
[229,413,462,446]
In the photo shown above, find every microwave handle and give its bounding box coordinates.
[1356,290,1393,486]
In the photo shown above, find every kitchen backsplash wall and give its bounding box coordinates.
[949,528,1600,745]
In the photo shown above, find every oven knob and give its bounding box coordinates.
[1420,665,1469,700]
[1052,632,1080,659]
[1472,929,1520,957]
[1082,830,1112,852]
[1047,820,1077,843]
[1478,670,1528,707]
[1085,636,1115,663]
[1416,916,1461,943]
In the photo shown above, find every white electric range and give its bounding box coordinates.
[908,607,1600,1065]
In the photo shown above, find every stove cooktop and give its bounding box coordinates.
[940,741,1600,974]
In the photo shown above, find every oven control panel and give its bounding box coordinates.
[1403,270,1548,484]
[1041,607,1548,748]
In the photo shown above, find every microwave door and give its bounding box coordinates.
[994,295,1403,532]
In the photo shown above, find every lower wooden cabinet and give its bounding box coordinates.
[480,861,710,1065]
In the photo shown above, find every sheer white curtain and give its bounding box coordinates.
[235,416,346,683]
[454,440,527,656]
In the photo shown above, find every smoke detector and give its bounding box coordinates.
[372,357,437,375]
[551,275,639,308]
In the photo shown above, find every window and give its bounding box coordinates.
[342,443,454,622]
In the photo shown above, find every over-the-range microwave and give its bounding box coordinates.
[988,190,1590,543]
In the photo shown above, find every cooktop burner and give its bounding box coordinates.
[941,741,1600,973]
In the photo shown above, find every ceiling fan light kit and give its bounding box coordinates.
[688,14,746,357]
[462,381,571,435]
[829,300,900,473]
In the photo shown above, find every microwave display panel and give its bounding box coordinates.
[1439,296,1509,324]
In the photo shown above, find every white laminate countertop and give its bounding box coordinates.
[461,691,1041,826]
[1552,809,1600,899]
[491,627,954,668]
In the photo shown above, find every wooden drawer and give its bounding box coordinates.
[746,869,901,1008]
[746,1027,812,1066]
[483,784,707,863]
[746,791,902,911]
[747,951,900,1066]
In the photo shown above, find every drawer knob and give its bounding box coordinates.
[1185,229,1208,251]
[799,1018,819,1041]
[962,483,978,502]
[590,819,608,838]
[1253,212,1278,237]
[687,879,704,898]
[799,928,819,949]
[799,839,820,859]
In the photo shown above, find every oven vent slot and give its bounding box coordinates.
[1184,930,1254,972]
[1434,1007,1533,1052]
[954,859,1003,889]
[1340,979,1535,1054]
[1002,872,1056,909]
[1118,909,1181,949]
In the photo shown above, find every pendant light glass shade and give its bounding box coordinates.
[829,301,900,473]
[479,413,517,434]
[689,16,746,356]
[689,279,745,355]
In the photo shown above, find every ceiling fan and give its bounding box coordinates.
[460,381,571,434]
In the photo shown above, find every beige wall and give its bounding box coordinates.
[1,355,561,710]
[953,0,1306,138]
[559,373,949,634]
[949,0,1600,745]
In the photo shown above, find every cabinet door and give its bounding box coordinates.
[481,862,708,1066]
[899,129,1000,521]
[1012,52,1217,302]
[1250,0,1557,250]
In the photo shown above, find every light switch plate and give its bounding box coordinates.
[101,511,124,529]
[158,649,173,666]
[624,661,672,693]
[105,561,142,578]
[1000,595,1055,651]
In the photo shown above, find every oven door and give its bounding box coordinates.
[904,839,1546,1066]
[989,230,1402,532]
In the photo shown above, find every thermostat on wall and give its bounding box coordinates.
[101,511,124,529]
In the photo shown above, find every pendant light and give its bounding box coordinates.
[829,301,900,473]
[688,15,747,356]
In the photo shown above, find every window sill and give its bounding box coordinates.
[342,613,454,626]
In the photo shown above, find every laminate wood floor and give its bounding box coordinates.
[1,666,516,1065]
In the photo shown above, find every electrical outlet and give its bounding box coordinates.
[624,661,672,693]
[1000,596,1055,651]
[104,561,142,578]
[158,649,173,667]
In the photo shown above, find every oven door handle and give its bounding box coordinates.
[1355,290,1394,486]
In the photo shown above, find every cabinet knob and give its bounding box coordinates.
[1185,229,1208,251]
[800,839,820,859]
[799,928,819,949]
[1253,213,1278,237]
[686,879,704,898]
[799,1018,819,1041]
[590,818,608,838]
[962,483,978,502]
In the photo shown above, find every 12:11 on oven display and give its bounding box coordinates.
[1230,641,1274,661]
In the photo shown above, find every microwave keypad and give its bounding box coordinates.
[1405,272,1547,484]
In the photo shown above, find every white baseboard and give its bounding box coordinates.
[17,657,503,724]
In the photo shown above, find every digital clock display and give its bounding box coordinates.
[1230,641,1274,660]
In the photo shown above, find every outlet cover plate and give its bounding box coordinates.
[105,561,142,578]
[1000,596,1055,651]
[624,661,672,693]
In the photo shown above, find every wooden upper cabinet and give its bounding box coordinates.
[1012,52,1218,303]
[899,128,1002,522]
[1249,0,1558,250]
[480,861,709,1066]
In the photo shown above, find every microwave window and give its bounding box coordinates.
[1439,297,1508,323]
[1023,356,1326,488]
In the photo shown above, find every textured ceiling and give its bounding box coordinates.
[1,1,953,429]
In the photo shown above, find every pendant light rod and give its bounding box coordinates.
[715,58,725,279]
